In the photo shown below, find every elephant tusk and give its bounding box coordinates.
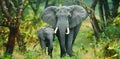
[66,27,70,34]
[68,12,71,17]
[54,27,58,34]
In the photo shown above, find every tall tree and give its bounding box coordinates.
[89,0,101,40]
[112,0,120,18]
[88,0,120,40]
[0,0,25,58]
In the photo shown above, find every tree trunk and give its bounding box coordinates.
[89,12,101,40]
[98,0,105,30]
[16,33,26,52]
[45,0,49,8]
[16,0,26,52]
[103,0,111,19]
[103,0,111,25]
[112,0,120,18]
[5,27,18,55]
[89,0,101,40]
[0,0,25,57]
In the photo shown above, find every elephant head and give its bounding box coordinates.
[42,5,87,34]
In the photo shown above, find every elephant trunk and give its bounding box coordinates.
[47,34,54,57]
[54,16,70,57]
[49,40,53,52]
[48,40,53,57]
[47,34,54,49]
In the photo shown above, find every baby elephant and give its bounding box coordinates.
[37,26,55,57]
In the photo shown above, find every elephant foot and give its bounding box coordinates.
[48,53,52,58]
[67,53,73,57]
[68,54,74,57]
[66,50,74,57]
[48,51,53,58]
[60,53,66,58]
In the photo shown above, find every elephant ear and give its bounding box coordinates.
[41,6,58,28]
[69,5,88,28]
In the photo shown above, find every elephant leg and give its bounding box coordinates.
[48,45,53,58]
[39,37,46,54]
[41,42,46,54]
[66,30,74,57]
[72,24,81,45]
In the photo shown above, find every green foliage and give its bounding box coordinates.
[25,50,39,59]
[104,25,120,38]
[0,27,9,49]
[104,16,120,39]
[20,4,48,44]
[102,41,120,59]
[0,0,120,59]
[94,16,120,59]
[2,53,12,59]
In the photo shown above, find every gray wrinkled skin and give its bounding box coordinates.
[37,26,54,57]
[42,5,88,57]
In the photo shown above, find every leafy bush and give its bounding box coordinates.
[25,50,39,59]
[104,25,120,39]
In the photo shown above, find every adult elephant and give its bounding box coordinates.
[42,5,88,57]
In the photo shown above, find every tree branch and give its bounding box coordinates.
[103,0,111,19]
[0,19,14,27]
[91,0,98,10]
[28,0,40,14]
[0,0,13,20]
[98,0,105,30]
[112,0,120,18]
[89,0,101,39]
[8,0,17,12]
[16,0,24,27]
[28,0,36,12]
